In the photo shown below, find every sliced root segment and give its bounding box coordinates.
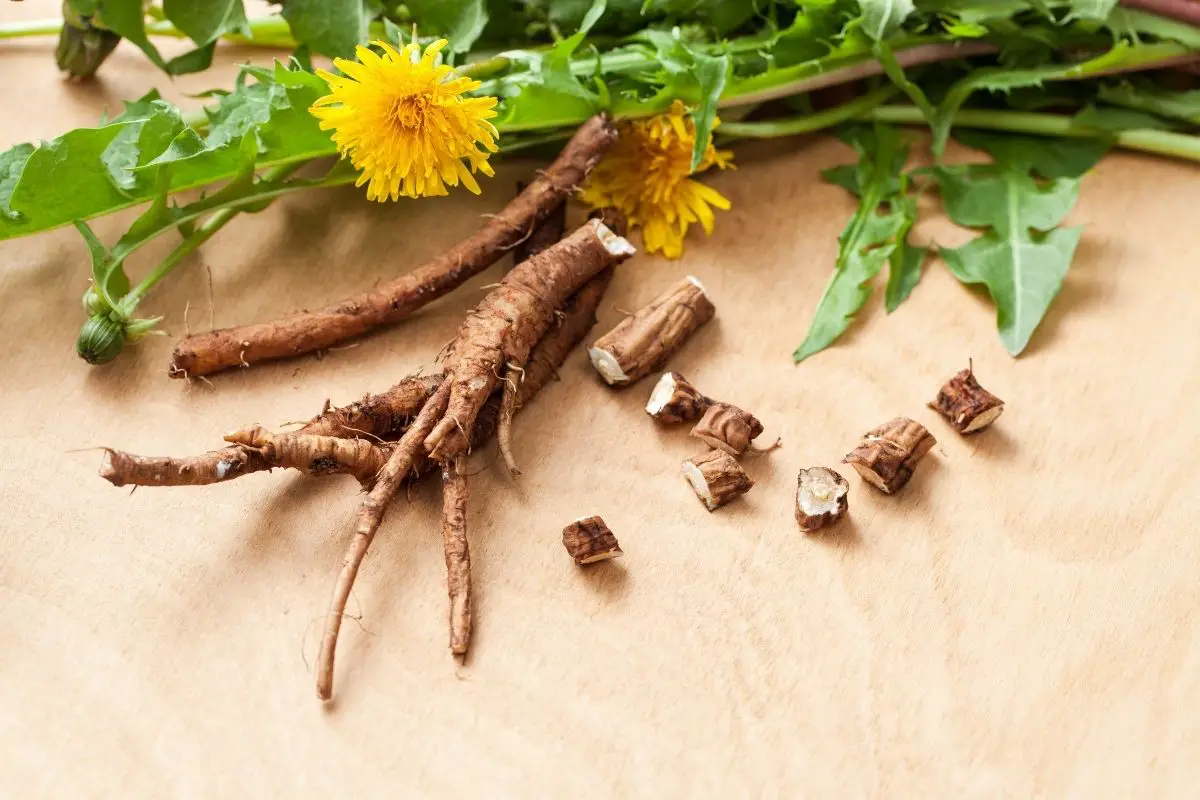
[441,455,472,656]
[929,365,1005,434]
[689,402,764,457]
[645,371,711,424]
[168,115,619,379]
[426,218,635,461]
[682,450,754,511]
[795,467,849,533]
[843,417,936,495]
[589,275,715,388]
[561,516,623,564]
[316,381,452,702]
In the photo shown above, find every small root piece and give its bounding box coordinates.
[682,450,754,511]
[795,467,849,533]
[169,115,618,378]
[645,371,712,424]
[843,417,936,494]
[441,455,472,656]
[589,275,715,388]
[928,364,1005,434]
[561,516,623,564]
[689,402,765,457]
[316,381,452,702]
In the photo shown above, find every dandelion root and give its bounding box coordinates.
[689,401,764,457]
[223,426,392,487]
[645,372,711,423]
[561,516,623,564]
[441,455,472,655]
[682,450,753,511]
[928,363,1005,434]
[843,417,936,494]
[589,275,715,387]
[425,218,635,461]
[169,114,618,378]
[795,467,849,533]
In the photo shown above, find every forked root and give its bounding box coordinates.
[316,382,452,701]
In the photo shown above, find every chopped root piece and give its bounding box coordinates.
[589,276,715,387]
[843,417,936,494]
[425,218,635,461]
[682,450,754,511]
[795,467,849,533]
[561,516,623,564]
[645,372,711,423]
[316,381,451,702]
[169,115,618,378]
[499,270,615,476]
[929,364,1005,434]
[441,455,472,656]
[689,402,764,457]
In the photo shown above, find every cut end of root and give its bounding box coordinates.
[796,467,849,533]
[562,516,623,564]
[590,218,637,258]
[963,404,1004,433]
[588,347,628,385]
[686,275,708,294]
[645,372,678,416]
[682,461,716,510]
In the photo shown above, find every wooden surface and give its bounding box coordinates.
[2,16,1199,799]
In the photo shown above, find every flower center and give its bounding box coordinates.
[390,94,431,129]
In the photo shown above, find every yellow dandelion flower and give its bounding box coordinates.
[310,39,499,201]
[579,100,733,259]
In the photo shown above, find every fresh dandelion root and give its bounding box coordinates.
[168,114,619,378]
[645,372,711,423]
[512,182,567,265]
[561,516,623,564]
[441,455,472,656]
[689,402,765,457]
[682,450,754,511]
[589,276,715,387]
[222,426,391,487]
[97,373,442,488]
[795,467,850,533]
[317,381,452,701]
[843,417,936,494]
[498,269,615,476]
[425,218,635,461]
[928,364,1005,434]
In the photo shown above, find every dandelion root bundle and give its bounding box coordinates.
[169,114,618,379]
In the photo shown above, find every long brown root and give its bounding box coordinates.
[169,115,618,378]
[498,269,615,476]
[512,183,567,265]
[99,374,440,488]
[440,455,471,656]
[223,426,392,487]
[426,218,635,461]
[317,381,452,701]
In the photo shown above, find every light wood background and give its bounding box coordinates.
[2,7,1198,797]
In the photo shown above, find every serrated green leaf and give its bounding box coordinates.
[952,129,1108,179]
[406,0,489,53]
[941,226,1081,355]
[885,239,928,312]
[933,134,1098,355]
[795,124,912,363]
[1096,81,1200,125]
[1072,104,1182,133]
[162,0,249,46]
[280,0,368,58]
[688,51,728,171]
[856,0,916,41]
[95,0,168,69]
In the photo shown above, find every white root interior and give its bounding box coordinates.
[579,548,622,564]
[798,468,847,518]
[645,372,677,416]
[592,219,638,256]
[683,461,717,510]
[589,347,628,385]
[687,275,708,294]
[963,404,1005,432]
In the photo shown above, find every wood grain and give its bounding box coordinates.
[1,11,1197,797]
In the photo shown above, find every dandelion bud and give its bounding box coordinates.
[77,314,126,365]
[56,2,121,80]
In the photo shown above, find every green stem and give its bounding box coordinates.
[868,105,1200,162]
[0,19,64,38]
[718,84,901,138]
[125,163,303,304]
[0,16,298,47]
